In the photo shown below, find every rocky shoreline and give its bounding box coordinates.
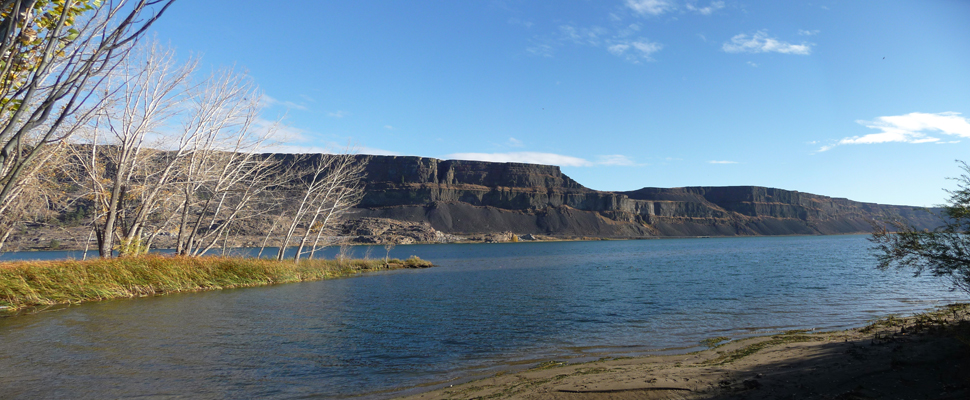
[3,217,586,253]
[398,304,970,400]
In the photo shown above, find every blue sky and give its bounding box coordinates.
[148,1,970,207]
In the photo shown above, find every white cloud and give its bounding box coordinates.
[597,154,639,166]
[254,118,308,145]
[608,43,630,56]
[263,95,308,111]
[526,16,663,63]
[442,152,642,167]
[263,143,399,156]
[746,61,758,67]
[251,118,399,155]
[526,41,555,57]
[626,0,675,16]
[819,112,970,151]
[798,29,821,36]
[445,152,593,167]
[508,18,533,29]
[616,24,641,38]
[328,110,348,118]
[560,25,608,46]
[632,41,663,57]
[384,125,394,130]
[608,39,663,62]
[507,137,524,147]
[708,160,738,164]
[686,1,725,15]
[722,30,812,55]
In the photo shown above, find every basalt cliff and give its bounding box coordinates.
[348,155,940,240]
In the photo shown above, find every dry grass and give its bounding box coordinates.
[0,255,424,311]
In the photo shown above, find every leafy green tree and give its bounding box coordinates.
[871,161,970,294]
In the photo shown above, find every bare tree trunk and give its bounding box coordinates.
[0,1,175,225]
[258,212,286,259]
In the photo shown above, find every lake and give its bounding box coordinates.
[0,235,964,399]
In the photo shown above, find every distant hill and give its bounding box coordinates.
[8,153,943,251]
[349,155,942,238]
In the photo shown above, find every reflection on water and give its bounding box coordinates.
[0,235,964,399]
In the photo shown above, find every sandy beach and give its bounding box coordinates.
[400,304,970,400]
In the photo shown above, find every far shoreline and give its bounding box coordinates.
[0,231,875,255]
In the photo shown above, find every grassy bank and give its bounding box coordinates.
[0,255,433,312]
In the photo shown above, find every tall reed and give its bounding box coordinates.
[0,255,406,311]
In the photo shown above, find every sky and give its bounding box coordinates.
[147,0,970,207]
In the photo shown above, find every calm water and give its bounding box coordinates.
[0,235,964,399]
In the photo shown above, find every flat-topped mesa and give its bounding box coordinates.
[357,156,593,209]
[348,155,941,238]
[620,185,931,221]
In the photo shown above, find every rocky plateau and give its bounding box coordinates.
[345,155,942,243]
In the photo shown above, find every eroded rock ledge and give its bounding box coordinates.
[347,155,941,241]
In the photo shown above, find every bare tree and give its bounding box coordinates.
[384,242,395,265]
[0,140,66,251]
[275,152,368,262]
[168,70,286,257]
[302,154,367,260]
[71,41,194,257]
[68,41,294,258]
[0,0,175,239]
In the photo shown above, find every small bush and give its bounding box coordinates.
[403,255,434,268]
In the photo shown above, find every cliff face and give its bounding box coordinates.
[349,155,941,238]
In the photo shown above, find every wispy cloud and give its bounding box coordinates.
[798,29,821,36]
[508,17,533,29]
[819,112,970,152]
[263,95,308,111]
[722,30,812,55]
[526,41,555,57]
[560,25,608,46]
[445,152,593,167]
[264,143,399,156]
[254,118,309,145]
[708,160,738,164]
[534,23,664,63]
[626,0,676,16]
[686,1,725,15]
[253,118,399,155]
[442,152,642,167]
[507,137,524,147]
[327,110,349,118]
[384,125,394,130]
[616,23,641,38]
[597,154,641,166]
[607,39,663,62]
[746,61,758,67]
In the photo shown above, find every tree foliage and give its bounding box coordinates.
[871,161,970,294]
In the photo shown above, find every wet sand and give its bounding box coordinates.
[399,304,970,400]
